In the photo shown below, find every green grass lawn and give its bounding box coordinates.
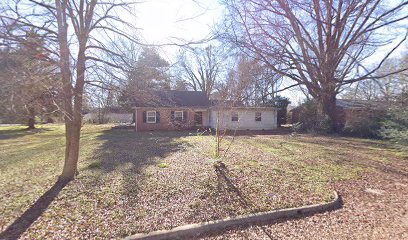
[0,124,406,239]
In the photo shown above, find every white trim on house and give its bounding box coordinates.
[146,111,157,123]
[174,111,183,121]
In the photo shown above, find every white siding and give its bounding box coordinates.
[209,109,277,130]
[202,111,210,126]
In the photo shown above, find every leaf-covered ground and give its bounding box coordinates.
[0,124,407,239]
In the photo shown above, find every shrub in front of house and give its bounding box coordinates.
[292,100,333,134]
[380,93,408,149]
[342,106,386,138]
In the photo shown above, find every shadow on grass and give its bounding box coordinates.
[0,127,53,140]
[1,128,192,239]
[213,126,293,137]
[86,128,193,216]
[214,162,252,210]
[213,163,276,240]
[93,128,193,173]
[0,180,68,240]
[201,164,341,240]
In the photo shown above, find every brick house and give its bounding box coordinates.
[289,99,384,128]
[133,91,278,132]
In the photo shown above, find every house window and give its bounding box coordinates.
[231,112,238,122]
[174,111,183,122]
[146,111,156,123]
[194,111,203,125]
[255,112,262,121]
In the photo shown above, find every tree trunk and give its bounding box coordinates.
[27,107,36,129]
[28,117,35,129]
[55,0,79,182]
[59,120,81,181]
[59,32,86,181]
[27,118,35,129]
[317,91,338,132]
[59,64,85,181]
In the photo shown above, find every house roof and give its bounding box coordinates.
[290,98,377,112]
[133,90,278,110]
[133,90,211,108]
[336,99,371,109]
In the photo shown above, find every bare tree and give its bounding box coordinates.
[218,55,283,105]
[1,0,139,181]
[343,54,408,101]
[220,0,408,130]
[177,45,224,97]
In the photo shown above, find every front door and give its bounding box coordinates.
[194,112,203,125]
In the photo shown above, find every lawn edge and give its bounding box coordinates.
[124,191,342,240]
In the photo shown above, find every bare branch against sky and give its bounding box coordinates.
[218,0,408,130]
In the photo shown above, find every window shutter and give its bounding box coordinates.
[156,111,160,123]
[171,111,175,121]
[142,111,146,123]
[183,111,187,123]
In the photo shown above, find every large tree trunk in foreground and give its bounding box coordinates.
[59,50,86,181]
[60,120,81,181]
[60,41,86,180]
[58,17,87,181]
[317,91,338,132]
[56,0,78,182]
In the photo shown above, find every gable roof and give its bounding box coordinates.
[133,90,211,108]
